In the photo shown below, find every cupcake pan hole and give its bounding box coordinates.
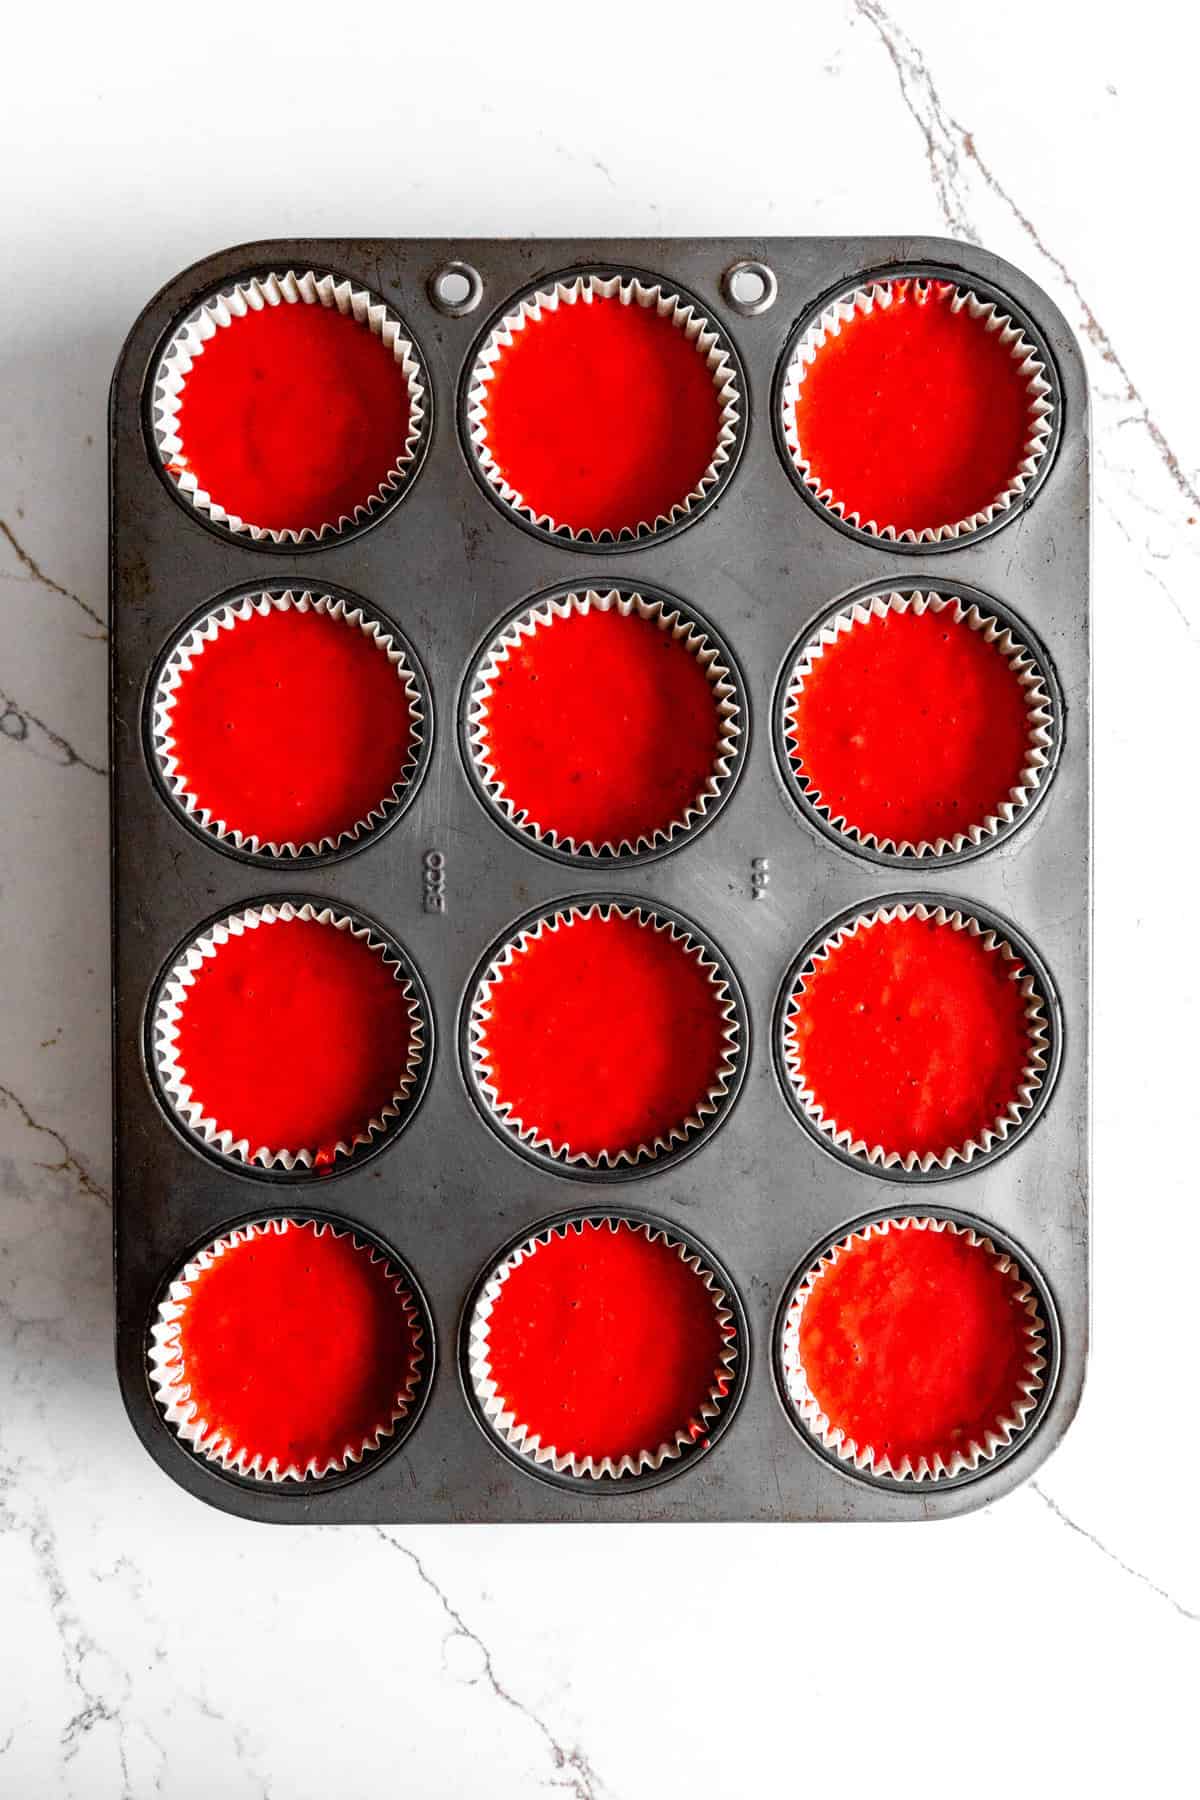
[723,259,777,316]
[113,237,1088,1523]
[429,261,483,317]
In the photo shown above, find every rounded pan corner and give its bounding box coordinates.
[110,237,352,415]
[900,233,1089,399]
[923,1329,1090,1525]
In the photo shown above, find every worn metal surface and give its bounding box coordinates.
[110,237,1090,1524]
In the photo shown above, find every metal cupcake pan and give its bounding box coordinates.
[110,236,1089,1523]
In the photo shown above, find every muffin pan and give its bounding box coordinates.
[110,237,1089,1523]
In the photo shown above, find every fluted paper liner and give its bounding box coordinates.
[466,273,742,542]
[151,901,426,1171]
[780,277,1055,542]
[780,1214,1048,1482]
[467,588,743,857]
[150,590,427,859]
[150,270,427,544]
[468,1216,740,1480]
[468,901,741,1170]
[782,591,1055,858]
[149,1217,426,1483]
[782,902,1048,1173]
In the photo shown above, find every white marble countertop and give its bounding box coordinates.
[1,1,1195,1793]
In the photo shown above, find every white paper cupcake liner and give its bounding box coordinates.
[150,270,427,544]
[780,1214,1048,1482]
[782,902,1048,1174]
[780,277,1056,542]
[782,590,1055,857]
[467,1216,740,1480]
[466,587,743,857]
[468,901,741,1170]
[151,901,426,1172]
[466,273,742,542]
[150,589,427,859]
[148,1216,426,1483]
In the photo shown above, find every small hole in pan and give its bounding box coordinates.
[723,260,777,317]
[429,262,483,317]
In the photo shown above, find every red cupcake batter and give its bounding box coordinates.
[479,604,724,848]
[173,915,417,1165]
[787,913,1033,1159]
[170,300,413,533]
[797,1223,1035,1468]
[481,292,724,536]
[167,604,417,848]
[478,910,729,1161]
[484,1221,730,1465]
[790,280,1036,535]
[171,1221,421,1474]
[787,605,1034,846]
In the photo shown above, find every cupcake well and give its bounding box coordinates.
[778,1214,1051,1484]
[149,588,429,862]
[149,1216,430,1484]
[465,900,744,1174]
[778,900,1055,1177]
[778,588,1058,861]
[464,271,744,545]
[778,271,1058,546]
[150,269,428,545]
[465,1214,743,1484]
[150,901,430,1175]
[464,585,744,861]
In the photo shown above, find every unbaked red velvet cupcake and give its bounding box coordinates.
[782,591,1055,858]
[467,1216,740,1480]
[466,274,742,542]
[152,902,427,1172]
[468,902,741,1170]
[468,588,742,857]
[149,1217,427,1482]
[151,272,427,543]
[780,276,1055,542]
[780,1215,1048,1482]
[152,591,426,859]
[782,903,1048,1173]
